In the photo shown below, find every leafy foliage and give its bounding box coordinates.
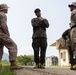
[17,55,34,66]
[1,60,9,65]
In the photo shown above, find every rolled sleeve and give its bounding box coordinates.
[31,18,41,27]
[41,19,49,28]
[0,15,10,36]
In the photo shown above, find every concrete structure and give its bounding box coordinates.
[50,38,70,67]
[46,57,52,67]
[46,56,58,67]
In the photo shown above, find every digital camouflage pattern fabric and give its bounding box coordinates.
[0,8,17,62]
[31,18,49,39]
[70,9,76,57]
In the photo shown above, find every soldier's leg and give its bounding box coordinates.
[34,48,39,64]
[68,45,74,69]
[0,34,17,62]
[32,38,40,65]
[70,30,76,58]
[70,29,76,69]
[1,34,23,69]
[40,38,47,68]
[4,38,17,62]
[70,39,76,69]
[3,38,18,68]
[0,44,4,62]
[73,43,76,58]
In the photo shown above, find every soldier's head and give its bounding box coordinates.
[68,2,76,11]
[0,4,9,13]
[34,8,41,17]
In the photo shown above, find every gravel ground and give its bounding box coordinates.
[14,66,76,75]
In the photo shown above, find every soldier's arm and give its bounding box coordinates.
[41,19,49,28]
[0,15,10,36]
[31,18,41,27]
[74,13,76,25]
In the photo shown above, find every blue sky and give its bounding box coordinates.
[0,0,76,57]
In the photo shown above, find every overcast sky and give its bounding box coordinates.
[0,0,76,57]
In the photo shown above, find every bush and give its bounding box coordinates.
[0,63,14,75]
[17,55,34,66]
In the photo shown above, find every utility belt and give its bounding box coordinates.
[71,25,76,30]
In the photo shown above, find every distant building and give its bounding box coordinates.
[46,56,58,67]
[50,38,70,67]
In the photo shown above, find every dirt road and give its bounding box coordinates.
[15,66,76,75]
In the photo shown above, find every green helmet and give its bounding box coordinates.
[0,4,9,10]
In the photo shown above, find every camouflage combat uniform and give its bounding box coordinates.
[0,5,17,62]
[70,9,76,58]
[31,18,49,65]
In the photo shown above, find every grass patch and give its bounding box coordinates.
[0,63,15,75]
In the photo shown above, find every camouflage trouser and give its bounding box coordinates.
[0,33,17,62]
[70,28,76,58]
[32,38,47,64]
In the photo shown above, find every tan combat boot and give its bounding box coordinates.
[10,61,23,70]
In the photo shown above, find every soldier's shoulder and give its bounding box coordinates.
[0,12,2,16]
[31,18,37,21]
[0,12,5,17]
[32,18,37,20]
[72,10,76,15]
[43,18,48,21]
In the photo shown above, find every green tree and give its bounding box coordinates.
[2,60,9,65]
[17,55,34,66]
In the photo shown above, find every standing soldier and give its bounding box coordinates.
[0,4,23,70]
[31,8,49,69]
[68,2,76,69]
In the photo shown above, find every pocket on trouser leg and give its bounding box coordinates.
[9,52,17,62]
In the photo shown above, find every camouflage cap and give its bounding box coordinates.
[34,8,41,13]
[0,4,9,10]
[68,2,76,7]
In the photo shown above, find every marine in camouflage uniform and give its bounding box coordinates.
[68,2,76,69]
[0,4,23,69]
[31,8,49,68]
[68,2,76,58]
